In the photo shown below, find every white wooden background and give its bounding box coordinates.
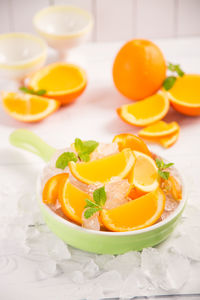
[0,0,200,41]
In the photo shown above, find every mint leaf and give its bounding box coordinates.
[163,162,174,169]
[155,158,162,168]
[74,138,99,162]
[56,152,77,169]
[36,89,46,95]
[93,186,106,206]
[74,138,83,153]
[168,63,184,77]
[84,207,101,219]
[84,198,98,209]
[19,86,46,96]
[156,158,174,180]
[163,76,177,90]
[82,140,99,154]
[79,152,90,162]
[158,170,170,180]
[84,186,107,219]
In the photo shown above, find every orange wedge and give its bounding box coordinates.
[1,91,60,122]
[113,133,151,156]
[28,63,87,105]
[59,177,90,225]
[43,173,69,205]
[158,129,180,148]
[128,151,159,193]
[167,74,200,116]
[101,188,165,232]
[139,121,179,138]
[69,148,135,185]
[117,92,169,127]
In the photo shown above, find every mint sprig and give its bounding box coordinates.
[156,158,174,180]
[56,152,77,169]
[84,186,106,219]
[19,86,46,96]
[74,138,99,162]
[163,62,185,90]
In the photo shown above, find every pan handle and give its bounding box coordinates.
[9,129,56,162]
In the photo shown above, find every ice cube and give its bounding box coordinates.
[83,259,99,278]
[71,270,85,284]
[94,270,123,294]
[141,248,166,287]
[82,210,100,231]
[104,251,141,278]
[90,142,119,161]
[159,251,190,291]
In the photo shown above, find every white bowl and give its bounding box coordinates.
[0,33,47,81]
[33,5,93,59]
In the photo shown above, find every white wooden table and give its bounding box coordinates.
[0,38,200,300]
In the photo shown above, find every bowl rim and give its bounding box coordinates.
[37,161,187,237]
[33,5,93,39]
[0,32,47,70]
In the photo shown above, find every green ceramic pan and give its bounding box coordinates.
[10,129,187,254]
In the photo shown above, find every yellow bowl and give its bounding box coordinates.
[0,32,47,81]
[33,5,93,59]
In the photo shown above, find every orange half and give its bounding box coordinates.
[59,177,90,225]
[28,63,87,105]
[139,121,179,138]
[167,74,200,116]
[69,148,135,185]
[117,92,169,127]
[1,91,60,122]
[101,188,165,232]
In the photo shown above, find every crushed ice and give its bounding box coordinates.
[1,173,200,298]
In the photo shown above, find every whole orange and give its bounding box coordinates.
[113,39,166,100]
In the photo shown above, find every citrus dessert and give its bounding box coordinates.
[42,135,182,232]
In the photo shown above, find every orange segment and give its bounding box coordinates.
[113,133,151,156]
[139,121,179,138]
[117,92,169,127]
[101,188,165,232]
[159,130,180,148]
[128,151,159,193]
[1,91,60,122]
[167,74,200,116]
[59,177,90,225]
[28,63,87,105]
[42,173,69,205]
[69,148,135,185]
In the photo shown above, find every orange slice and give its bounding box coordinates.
[43,173,69,205]
[69,148,135,185]
[167,74,200,116]
[59,177,90,225]
[128,151,159,193]
[159,129,180,148]
[113,133,151,156]
[117,92,169,127]
[139,121,179,138]
[28,63,87,105]
[101,188,165,232]
[1,91,60,122]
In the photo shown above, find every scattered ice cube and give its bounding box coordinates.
[159,251,190,291]
[104,178,130,209]
[104,251,141,278]
[83,259,99,278]
[71,270,85,284]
